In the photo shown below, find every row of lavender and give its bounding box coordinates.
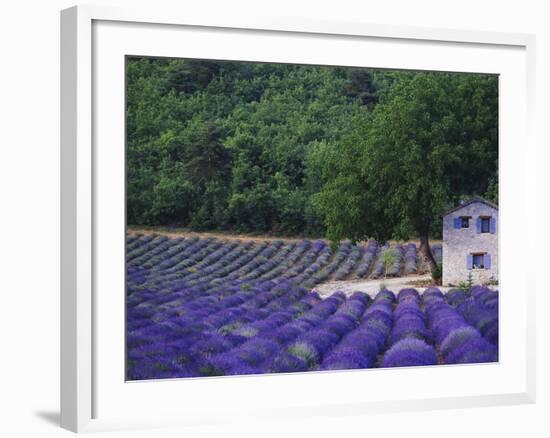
[127,234,435,294]
[127,281,498,379]
[126,234,495,379]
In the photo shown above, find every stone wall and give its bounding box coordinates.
[442,202,498,286]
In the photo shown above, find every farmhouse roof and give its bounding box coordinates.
[442,196,498,217]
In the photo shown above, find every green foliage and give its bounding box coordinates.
[127,58,498,241]
[458,271,474,292]
[485,169,499,204]
[287,342,317,366]
[313,72,498,260]
[380,247,400,279]
[431,262,443,284]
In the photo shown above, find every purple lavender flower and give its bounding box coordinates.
[442,329,497,364]
[127,234,499,379]
[381,338,437,368]
[267,352,309,373]
[321,347,374,370]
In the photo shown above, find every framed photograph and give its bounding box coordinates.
[61,4,536,433]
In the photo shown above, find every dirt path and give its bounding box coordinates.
[127,226,317,244]
[128,227,442,247]
[313,274,453,298]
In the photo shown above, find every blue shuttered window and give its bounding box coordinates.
[454,217,461,229]
[485,254,491,269]
[467,254,473,270]
[490,218,496,234]
[476,218,482,233]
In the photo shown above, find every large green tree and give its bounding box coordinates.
[313,72,498,269]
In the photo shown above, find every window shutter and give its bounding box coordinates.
[490,217,496,234]
[467,254,473,270]
[476,218,482,234]
[454,217,461,229]
[485,254,491,270]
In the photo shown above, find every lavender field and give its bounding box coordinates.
[126,233,497,380]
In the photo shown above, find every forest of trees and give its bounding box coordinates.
[127,57,498,259]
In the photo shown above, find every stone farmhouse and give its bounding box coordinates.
[442,197,498,286]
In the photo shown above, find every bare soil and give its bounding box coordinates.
[313,274,454,298]
[127,226,314,244]
[127,226,442,247]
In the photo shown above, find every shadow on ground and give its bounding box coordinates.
[34,410,60,427]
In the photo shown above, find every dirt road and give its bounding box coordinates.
[313,274,453,298]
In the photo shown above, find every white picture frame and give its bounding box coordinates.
[60,4,537,433]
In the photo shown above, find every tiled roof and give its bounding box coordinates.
[442,196,498,217]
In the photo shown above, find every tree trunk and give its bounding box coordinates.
[419,234,437,272]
